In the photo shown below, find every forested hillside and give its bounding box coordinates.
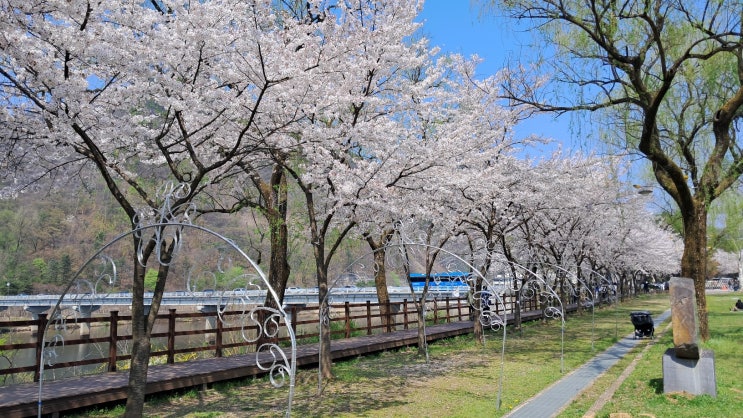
[1,182,121,294]
[0,180,367,295]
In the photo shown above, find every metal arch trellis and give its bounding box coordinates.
[317,226,510,411]
[36,183,297,418]
[494,259,619,370]
[527,261,620,352]
[530,261,601,352]
[493,259,568,373]
[575,264,622,340]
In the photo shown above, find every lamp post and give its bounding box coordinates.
[5,282,9,296]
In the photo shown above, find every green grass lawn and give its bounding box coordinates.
[74,292,742,417]
[560,292,743,418]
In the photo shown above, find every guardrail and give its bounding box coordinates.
[0,286,468,308]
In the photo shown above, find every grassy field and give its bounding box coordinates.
[74,293,742,417]
[561,292,743,418]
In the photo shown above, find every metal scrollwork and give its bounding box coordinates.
[476,290,505,331]
[42,334,64,368]
[256,343,292,388]
[38,183,296,418]
[544,305,564,320]
[238,307,282,343]
[133,182,196,267]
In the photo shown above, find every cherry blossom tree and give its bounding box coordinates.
[446,153,545,338]
[487,154,680,308]
[0,0,331,414]
[568,172,682,296]
[515,157,611,300]
[473,155,597,328]
[346,52,531,347]
[484,0,743,339]
[712,249,739,278]
[272,0,439,378]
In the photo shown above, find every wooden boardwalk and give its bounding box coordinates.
[0,321,474,417]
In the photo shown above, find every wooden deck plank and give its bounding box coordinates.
[0,321,474,418]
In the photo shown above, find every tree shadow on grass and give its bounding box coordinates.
[649,377,663,394]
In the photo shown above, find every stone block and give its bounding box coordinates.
[669,277,699,359]
[662,348,717,397]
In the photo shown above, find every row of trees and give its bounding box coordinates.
[2,0,734,415]
[13,165,739,299]
[483,0,743,341]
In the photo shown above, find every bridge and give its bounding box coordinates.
[0,286,469,317]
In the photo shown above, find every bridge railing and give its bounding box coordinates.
[1,295,497,385]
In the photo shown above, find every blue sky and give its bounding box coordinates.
[418,3,667,207]
[417,2,527,76]
[417,2,583,157]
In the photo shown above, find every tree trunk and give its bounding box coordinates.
[308,211,333,379]
[500,237,522,330]
[374,250,393,331]
[365,231,394,331]
[296,182,355,381]
[267,226,290,305]
[125,235,174,417]
[680,200,710,340]
[124,259,149,417]
[513,288,522,334]
[472,276,484,343]
[264,167,290,309]
[416,297,427,356]
[318,274,333,380]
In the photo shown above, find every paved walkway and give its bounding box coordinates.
[504,310,672,418]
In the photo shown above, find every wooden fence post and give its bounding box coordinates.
[108,311,119,372]
[216,312,223,358]
[385,300,392,333]
[33,313,47,382]
[290,306,298,338]
[366,301,372,335]
[445,298,451,323]
[344,302,351,338]
[403,299,409,329]
[167,309,176,364]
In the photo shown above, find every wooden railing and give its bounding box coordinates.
[0,294,545,385]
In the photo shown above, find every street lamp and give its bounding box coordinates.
[5,282,9,296]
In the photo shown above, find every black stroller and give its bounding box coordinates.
[630,311,654,339]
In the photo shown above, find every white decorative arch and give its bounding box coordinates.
[36,184,296,417]
[319,223,510,410]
